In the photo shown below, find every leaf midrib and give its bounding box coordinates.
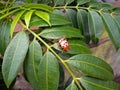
[32,42,38,82]
[81,78,114,90]
[40,29,81,35]
[68,60,112,76]
[46,52,48,90]
[7,33,22,83]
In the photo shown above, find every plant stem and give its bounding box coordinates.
[54,6,88,10]
[29,29,83,90]
[20,22,83,90]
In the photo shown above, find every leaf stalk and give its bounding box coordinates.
[20,22,83,90]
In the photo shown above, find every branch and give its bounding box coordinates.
[89,37,110,48]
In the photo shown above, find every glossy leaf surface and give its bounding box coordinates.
[24,10,34,28]
[68,40,91,54]
[101,13,120,49]
[30,14,71,27]
[54,0,64,6]
[2,31,29,88]
[66,9,78,28]
[35,10,51,26]
[38,51,59,90]
[0,21,10,55]
[10,10,25,37]
[24,40,42,90]
[77,9,90,43]
[23,4,53,12]
[67,54,114,80]
[40,26,83,39]
[53,40,91,54]
[113,16,120,32]
[77,0,90,5]
[88,11,103,43]
[80,77,120,90]
[65,0,74,5]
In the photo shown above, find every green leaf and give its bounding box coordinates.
[101,13,120,49]
[65,83,78,90]
[90,2,115,10]
[99,2,115,10]
[24,40,42,90]
[0,9,20,20]
[65,0,74,5]
[77,0,90,5]
[23,4,53,12]
[66,54,114,80]
[24,10,34,28]
[0,21,10,55]
[49,13,71,26]
[39,26,83,39]
[10,10,26,37]
[54,0,64,6]
[77,9,90,43]
[35,10,51,26]
[68,40,91,54]
[66,9,78,28]
[2,31,29,88]
[113,8,120,14]
[0,7,15,14]
[53,40,91,54]
[113,16,120,32]
[40,0,51,4]
[30,14,71,27]
[88,11,103,44]
[38,51,59,90]
[80,77,120,90]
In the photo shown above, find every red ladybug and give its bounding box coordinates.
[59,38,69,51]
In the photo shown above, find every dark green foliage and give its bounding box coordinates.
[0,0,120,90]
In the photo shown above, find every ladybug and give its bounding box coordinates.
[58,38,69,51]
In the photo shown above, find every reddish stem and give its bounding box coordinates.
[89,37,110,48]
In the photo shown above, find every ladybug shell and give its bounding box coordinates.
[59,38,69,51]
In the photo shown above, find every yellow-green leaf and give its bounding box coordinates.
[0,9,20,20]
[10,10,26,37]
[35,10,51,26]
[23,3,53,12]
[24,10,34,28]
